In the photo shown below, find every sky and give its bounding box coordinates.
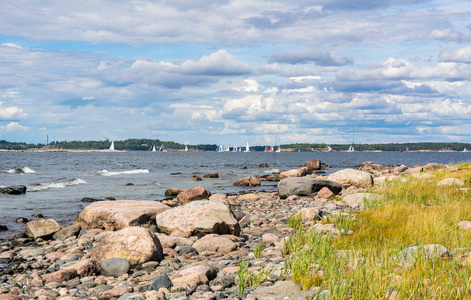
[1,0,471,146]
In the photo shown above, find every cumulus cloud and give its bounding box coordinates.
[0,122,29,133]
[268,49,353,66]
[0,102,27,120]
[439,46,471,63]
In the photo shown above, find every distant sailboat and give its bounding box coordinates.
[264,146,274,152]
[151,144,157,152]
[244,142,250,152]
[159,144,163,151]
[347,145,354,152]
[224,145,230,152]
[347,126,354,152]
[275,145,281,152]
[406,146,409,152]
[184,144,189,152]
[326,146,332,152]
[109,141,115,151]
[464,148,468,153]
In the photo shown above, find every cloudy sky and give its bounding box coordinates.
[1,0,471,146]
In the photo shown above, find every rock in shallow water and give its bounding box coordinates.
[277,177,342,199]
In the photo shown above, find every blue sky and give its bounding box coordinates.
[1,0,471,146]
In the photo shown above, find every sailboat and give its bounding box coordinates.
[244,141,250,152]
[347,126,354,152]
[224,145,230,152]
[159,144,163,151]
[406,146,409,152]
[184,144,189,152]
[109,141,115,151]
[275,145,281,152]
[464,148,468,153]
[151,144,157,152]
[325,146,332,152]
[347,145,354,152]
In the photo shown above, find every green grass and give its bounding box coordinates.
[234,260,274,297]
[281,164,471,299]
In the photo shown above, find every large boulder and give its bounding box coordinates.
[90,227,163,265]
[277,177,342,199]
[1,185,27,195]
[327,169,374,188]
[177,187,211,204]
[74,200,170,231]
[25,219,61,239]
[156,200,240,237]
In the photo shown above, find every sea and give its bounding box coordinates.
[1,150,470,238]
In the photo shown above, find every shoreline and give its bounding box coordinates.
[0,161,469,299]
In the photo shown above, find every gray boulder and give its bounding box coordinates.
[327,169,374,188]
[277,177,342,199]
[25,219,61,239]
[147,272,174,291]
[156,200,240,237]
[101,257,130,277]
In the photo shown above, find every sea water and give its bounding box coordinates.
[0,151,470,238]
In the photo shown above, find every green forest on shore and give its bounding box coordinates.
[1,139,470,152]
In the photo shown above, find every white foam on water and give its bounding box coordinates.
[28,178,87,191]
[22,167,36,173]
[97,169,150,176]
[4,167,36,174]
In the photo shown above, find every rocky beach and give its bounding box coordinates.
[1,160,470,300]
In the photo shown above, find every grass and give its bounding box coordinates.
[281,164,471,299]
[234,260,274,297]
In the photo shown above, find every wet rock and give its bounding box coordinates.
[277,177,342,199]
[15,217,28,223]
[0,225,8,231]
[75,200,170,231]
[90,227,163,265]
[327,169,374,188]
[258,163,269,168]
[100,257,130,277]
[25,219,61,239]
[279,167,310,180]
[305,160,321,170]
[164,188,186,197]
[233,176,261,187]
[203,172,219,178]
[192,176,203,181]
[80,197,108,202]
[156,200,240,237]
[177,187,211,204]
[0,185,27,195]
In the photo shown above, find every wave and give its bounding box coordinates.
[4,167,36,174]
[96,169,150,176]
[28,178,87,192]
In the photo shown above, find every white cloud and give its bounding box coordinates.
[439,46,471,63]
[0,102,28,120]
[0,122,29,133]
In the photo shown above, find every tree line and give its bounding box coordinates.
[0,139,470,152]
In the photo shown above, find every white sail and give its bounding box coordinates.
[326,146,332,152]
[245,142,250,152]
[464,148,468,153]
[184,144,189,152]
[151,144,157,152]
[348,145,354,152]
[109,141,115,151]
[224,145,230,152]
[275,145,281,152]
[159,144,163,151]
